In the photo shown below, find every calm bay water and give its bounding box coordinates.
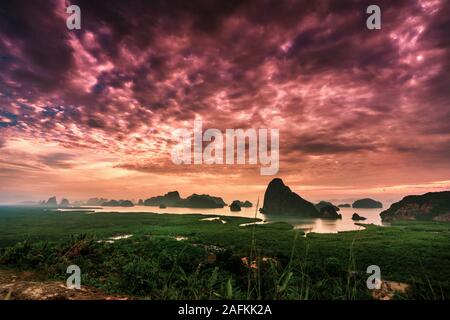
[265,207,386,233]
[59,205,388,233]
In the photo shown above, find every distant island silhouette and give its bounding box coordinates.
[36,178,450,221]
[352,198,383,208]
[143,191,227,208]
[102,200,134,207]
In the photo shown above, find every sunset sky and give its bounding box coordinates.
[0,0,449,205]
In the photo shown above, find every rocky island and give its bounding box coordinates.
[143,191,227,209]
[102,200,134,207]
[40,197,71,208]
[315,201,339,211]
[144,191,182,207]
[380,191,450,222]
[230,200,242,212]
[181,194,226,208]
[319,205,342,219]
[352,213,367,221]
[40,196,57,208]
[239,200,253,208]
[352,198,383,208]
[59,198,70,208]
[86,198,108,206]
[260,178,320,217]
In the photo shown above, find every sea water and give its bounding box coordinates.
[58,205,388,233]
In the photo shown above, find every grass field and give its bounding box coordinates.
[1,206,449,299]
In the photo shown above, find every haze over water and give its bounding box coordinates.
[59,205,386,233]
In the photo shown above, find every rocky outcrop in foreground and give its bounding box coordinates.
[260,178,319,217]
[371,280,410,300]
[380,191,450,222]
[352,198,383,208]
[0,270,128,300]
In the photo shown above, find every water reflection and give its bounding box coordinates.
[59,206,386,233]
[264,208,386,233]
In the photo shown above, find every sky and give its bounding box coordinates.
[0,0,449,205]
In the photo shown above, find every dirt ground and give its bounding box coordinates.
[0,269,129,300]
[371,280,410,300]
[1,269,410,300]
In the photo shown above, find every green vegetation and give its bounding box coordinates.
[380,191,450,221]
[0,206,449,299]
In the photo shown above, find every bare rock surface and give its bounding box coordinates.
[0,269,128,300]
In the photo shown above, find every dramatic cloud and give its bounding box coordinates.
[0,0,449,203]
